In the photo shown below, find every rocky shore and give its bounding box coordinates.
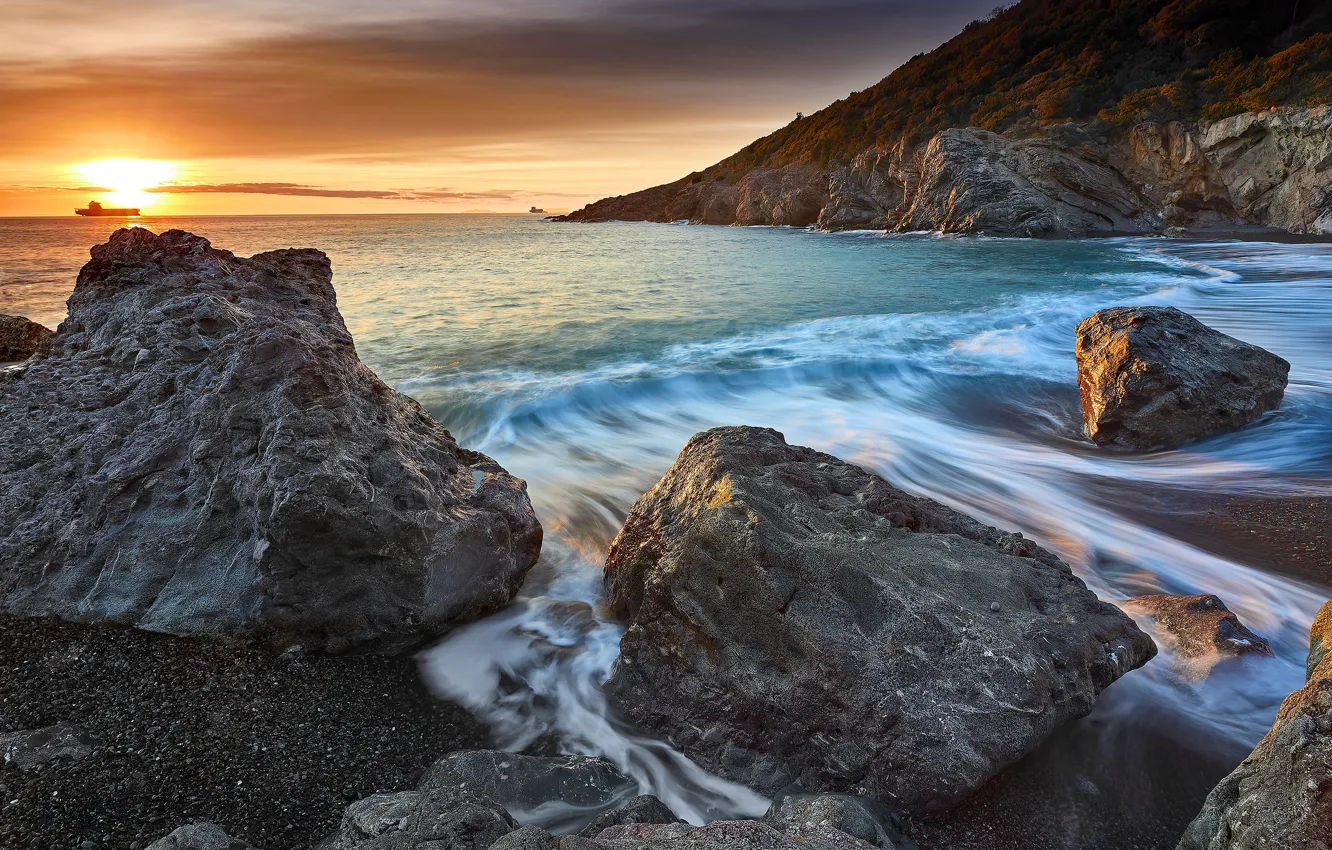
[558,108,1332,239]
[1,230,1327,849]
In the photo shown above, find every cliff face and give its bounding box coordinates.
[559,107,1332,237]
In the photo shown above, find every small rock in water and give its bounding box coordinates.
[1122,594,1272,680]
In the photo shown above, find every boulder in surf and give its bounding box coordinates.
[602,426,1156,813]
[1075,306,1289,450]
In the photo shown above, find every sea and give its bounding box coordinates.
[3,214,1331,843]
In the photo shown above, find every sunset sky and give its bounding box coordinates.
[1,0,999,216]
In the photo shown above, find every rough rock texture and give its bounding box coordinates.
[0,721,96,770]
[1122,594,1272,678]
[0,314,54,362]
[1311,601,1332,682]
[147,822,261,850]
[422,750,635,826]
[1175,600,1332,850]
[559,108,1332,237]
[1075,306,1290,451]
[603,426,1155,813]
[317,786,516,850]
[577,795,683,838]
[0,228,541,652]
[543,820,877,850]
[762,791,911,850]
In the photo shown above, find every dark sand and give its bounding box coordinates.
[0,617,488,850]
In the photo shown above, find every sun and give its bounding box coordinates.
[78,159,175,209]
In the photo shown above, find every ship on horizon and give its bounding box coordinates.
[75,200,140,217]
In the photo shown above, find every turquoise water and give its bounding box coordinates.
[5,215,1332,832]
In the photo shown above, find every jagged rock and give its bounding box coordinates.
[1122,594,1272,678]
[574,820,876,850]
[422,750,635,826]
[735,166,830,227]
[603,426,1155,813]
[1121,121,1237,228]
[763,790,911,850]
[1075,306,1290,451]
[577,795,683,838]
[0,721,96,770]
[0,229,541,652]
[489,826,559,850]
[1175,600,1332,850]
[1310,600,1332,682]
[897,129,1155,237]
[1202,106,1332,235]
[318,786,515,850]
[0,314,54,362]
[146,822,260,850]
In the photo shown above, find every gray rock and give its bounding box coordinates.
[0,721,96,770]
[422,750,635,826]
[490,825,559,850]
[146,822,259,850]
[763,791,910,850]
[1075,306,1290,451]
[577,795,683,838]
[0,315,54,363]
[566,819,876,850]
[1175,600,1332,850]
[1122,594,1272,680]
[0,228,541,652]
[603,426,1155,813]
[318,786,515,850]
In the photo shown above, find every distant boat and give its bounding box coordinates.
[76,200,140,217]
[530,206,546,214]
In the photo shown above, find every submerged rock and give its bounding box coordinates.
[603,426,1155,813]
[1075,306,1289,451]
[1176,599,1332,850]
[0,228,541,652]
[1122,594,1272,679]
[422,750,635,826]
[0,314,54,362]
[0,721,96,770]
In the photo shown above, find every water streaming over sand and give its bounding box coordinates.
[5,215,1330,832]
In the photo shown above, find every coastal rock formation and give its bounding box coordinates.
[1122,594,1272,679]
[560,108,1332,238]
[1175,599,1332,850]
[0,228,541,652]
[602,426,1155,813]
[1075,306,1290,451]
[0,314,54,362]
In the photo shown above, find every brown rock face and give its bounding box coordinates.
[603,426,1155,814]
[0,229,542,652]
[1122,594,1272,679]
[1176,600,1332,850]
[0,315,54,362]
[1075,306,1289,451]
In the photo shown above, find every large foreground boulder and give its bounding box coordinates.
[0,314,54,362]
[1176,600,1332,849]
[0,228,541,651]
[1075,306,1289,451]
[602,426,1155,813]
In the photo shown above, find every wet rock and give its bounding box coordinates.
[422,750,635,825]
[763,791,910,850]
[0,228,541,652]
[1175,600,1332,850]
[0,315,54,362]
[1075,306,1289,451]
[592,822,695,842]
[146,822,260,850]
[574,819,875,850]
[318,786,515,850]
[490,825,559,850]
[1,721,96,770]
[577,795,683,838]
[603,426,1155,813]
[1122,594,1272,678]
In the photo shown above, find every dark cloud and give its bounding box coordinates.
[0,0,997,160]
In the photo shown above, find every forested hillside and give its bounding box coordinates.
[718,0,1332,172]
